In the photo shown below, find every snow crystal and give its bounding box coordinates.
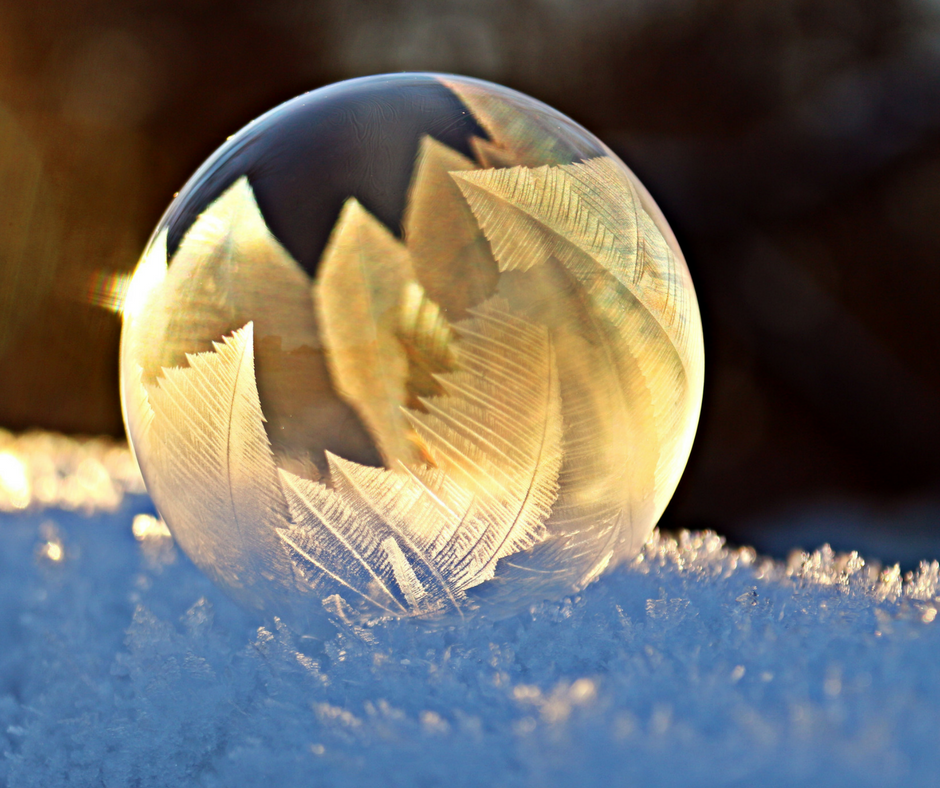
[2,494,940,786]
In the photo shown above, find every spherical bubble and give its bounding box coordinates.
[120,73,704,630]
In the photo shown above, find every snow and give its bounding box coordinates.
[2,442,940,786]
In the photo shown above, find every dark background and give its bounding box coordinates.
[1,0,938,563]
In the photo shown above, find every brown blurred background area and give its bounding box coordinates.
[1,0,939,561]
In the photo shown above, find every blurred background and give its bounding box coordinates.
[0,0,938,564]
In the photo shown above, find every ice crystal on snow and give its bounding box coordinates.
[3,478,940,786]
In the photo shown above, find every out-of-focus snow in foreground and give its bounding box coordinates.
[1,448,939,785]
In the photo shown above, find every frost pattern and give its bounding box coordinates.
[315,198,418,467]
[403,135,499,318]
[279,298,563,615]
[452,158,695,366]
[133,323,295,611]
[453,159,699,524]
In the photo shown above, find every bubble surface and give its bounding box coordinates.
[120,73,704,627]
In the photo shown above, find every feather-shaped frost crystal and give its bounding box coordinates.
[120,73,704,627]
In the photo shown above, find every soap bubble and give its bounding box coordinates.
[120,73,704,629]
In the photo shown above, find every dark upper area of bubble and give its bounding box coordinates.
[163,75,490,276]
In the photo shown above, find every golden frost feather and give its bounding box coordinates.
[397,280,458,405]
[452,157,703,540]
[139,177,319,380]
[278,299,564,617]
[315,195,471,465]
[439,77,598,167]
[132,323,295,611]
[314,197,417,467]
[403,135,499,318]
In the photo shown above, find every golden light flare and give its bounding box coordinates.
[132,513,172,541]
[86,269,133,314]
[0,451,30,510]
[0,429,144,512]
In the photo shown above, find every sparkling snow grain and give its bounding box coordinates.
[2,501,938,787]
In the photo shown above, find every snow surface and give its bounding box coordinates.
[3,495,940,787]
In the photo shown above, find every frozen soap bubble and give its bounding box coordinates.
[120,73,704,629]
